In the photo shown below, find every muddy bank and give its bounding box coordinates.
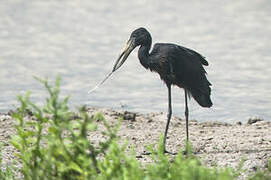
[0,107,270,179]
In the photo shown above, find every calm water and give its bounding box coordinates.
[0,1,270,123]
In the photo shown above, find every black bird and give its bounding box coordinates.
[113,27,212,153]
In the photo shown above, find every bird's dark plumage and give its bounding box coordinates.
[145,43,212,108]
[113,27,212,153]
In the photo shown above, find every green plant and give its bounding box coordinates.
[10,76,121,179]
[1,76,269,179]
[144,138,239,180]
[0,143,17,180]
[249,159,271,180]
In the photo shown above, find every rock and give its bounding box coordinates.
[247,118,263,125]
[127,124,135,129]
[123,111,136,121]
[8,109,16,116]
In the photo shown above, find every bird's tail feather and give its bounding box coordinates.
[189,88,212,108]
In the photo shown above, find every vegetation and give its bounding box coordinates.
[0,76,270,179]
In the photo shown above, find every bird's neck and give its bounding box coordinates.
[138,44,151,69]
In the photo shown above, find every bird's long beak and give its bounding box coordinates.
[113,38,136,72]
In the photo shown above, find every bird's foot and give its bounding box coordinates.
[136,151,151,158]
[164,150,177,155]
[141,151,151,155]
[182,150,188,155]
[136,150,178,158]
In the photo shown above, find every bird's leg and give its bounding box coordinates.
[184,89,189,141]
[184,89,189,153]
[163,84,172,154]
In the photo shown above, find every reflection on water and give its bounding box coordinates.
[0,0,270,123]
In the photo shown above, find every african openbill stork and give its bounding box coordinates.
[113,27,212,153]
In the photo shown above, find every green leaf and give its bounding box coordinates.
[10,137,22,151]
[69,162,83,174]
[48,127,57,134]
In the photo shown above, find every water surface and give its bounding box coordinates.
[0,0,270,123]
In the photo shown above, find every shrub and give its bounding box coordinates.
[248,159,271,180]
[9,76,122,179]
[0,76,269,179]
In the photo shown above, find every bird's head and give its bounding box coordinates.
[113,27,151,71]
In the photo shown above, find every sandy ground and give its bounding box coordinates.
[0,107,270,179]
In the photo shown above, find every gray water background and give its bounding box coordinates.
[0,1,270,123]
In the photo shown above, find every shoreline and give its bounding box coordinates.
[0,107,270,179]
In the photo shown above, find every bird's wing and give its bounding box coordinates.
[177,46,209,66]
[150,43,212,107]
[169,45,212,107]
[169,45,211,91]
